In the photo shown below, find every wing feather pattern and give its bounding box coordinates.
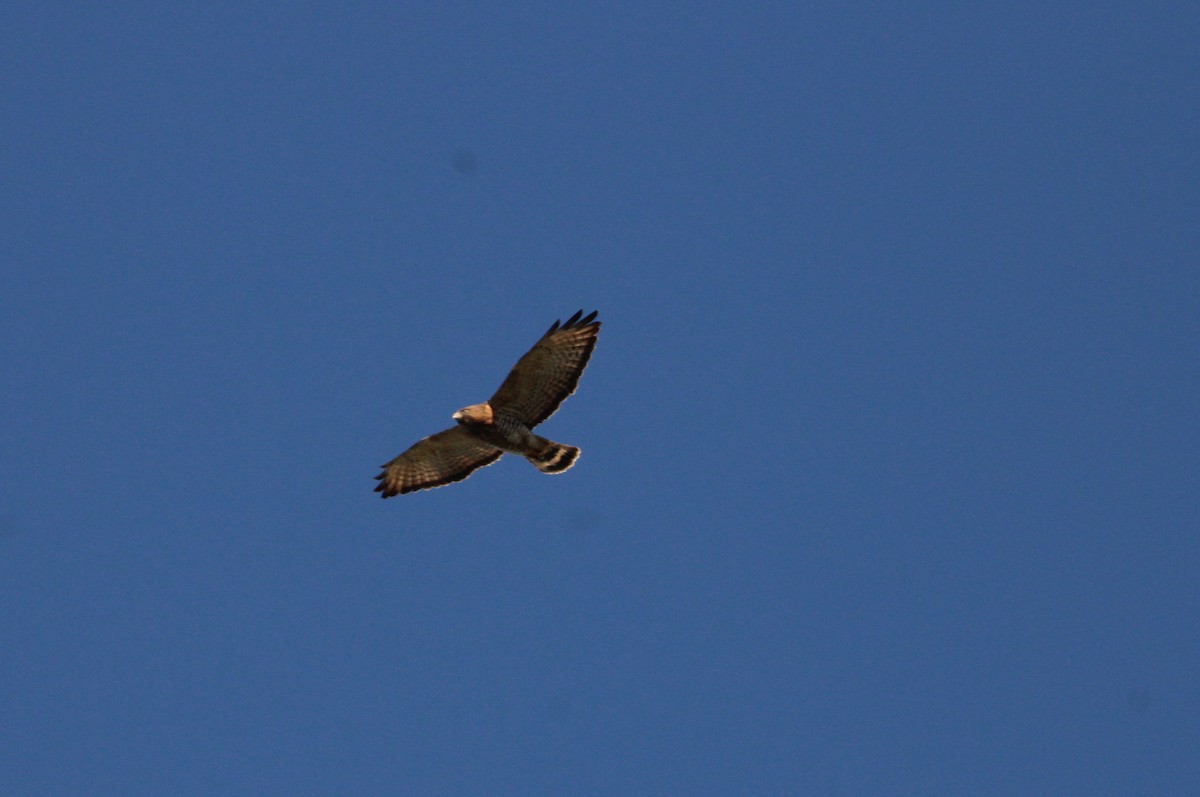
[374,427,502,497]
[489,310,601,427]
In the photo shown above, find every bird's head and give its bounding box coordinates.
[453,403,494,425]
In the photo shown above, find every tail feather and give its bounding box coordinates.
[528,441,580,474]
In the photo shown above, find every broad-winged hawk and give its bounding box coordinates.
[374,310,601,497]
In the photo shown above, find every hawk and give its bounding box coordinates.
[374,310,601,497]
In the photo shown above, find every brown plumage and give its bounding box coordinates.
[374,310,601,497]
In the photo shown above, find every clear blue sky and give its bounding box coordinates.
[3,3,1197,794]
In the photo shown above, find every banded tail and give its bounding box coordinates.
[528,438,580,474]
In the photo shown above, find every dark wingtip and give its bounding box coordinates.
[545,309,597,336]
[554,309,599,331]
[374,471,397,498]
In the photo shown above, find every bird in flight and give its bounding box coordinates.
[374,310,601,497]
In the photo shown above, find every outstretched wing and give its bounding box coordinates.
[374,426,503,497]
[489,310,601,427]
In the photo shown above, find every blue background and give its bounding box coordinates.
[3,3,1197,794]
